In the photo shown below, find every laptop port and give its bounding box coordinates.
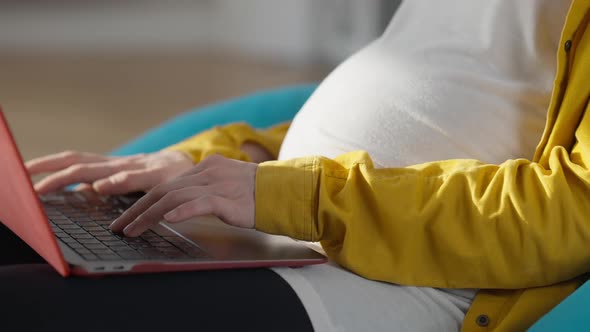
[113,266,125,270]
[94,266,105,271]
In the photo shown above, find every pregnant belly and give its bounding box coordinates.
[279,41,547,167]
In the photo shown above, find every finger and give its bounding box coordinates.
[34,162,120,194]
[73,183,94,192]
[164,195,228,223]
[121,187,207,237]
[93,169,160,195]
[109,173,215,232]
[26,151,110,175]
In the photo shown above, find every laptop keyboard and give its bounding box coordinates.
[41,192,209,261]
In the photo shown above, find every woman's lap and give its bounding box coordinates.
[0,85,318,331]
[0,263,311,332]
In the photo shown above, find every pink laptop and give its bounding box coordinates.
[0,109,326,277]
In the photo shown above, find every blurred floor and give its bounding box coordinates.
[0,53,328,161]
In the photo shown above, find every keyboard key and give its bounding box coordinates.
[81,254,99,261]
[50,217,69,223]
[85,243,108,250]
[111,246,134,253]
[133,243,151,249]
[77,191,105,204]
[101,240,123,246]
[124,238,147,244]
[51,220,72,227]
[65,229,87,235]
[145,238,166,245]
[75,248,92,255]
[77,221,97,227]
[83,226,103,232]
[88,227,112,236]
[94,220,113,225]
[59,224,81,230]
[89,230,111,237]
[63,212,87,218]
[71,233,93,239]
[68,243,85,249]
[152,242,174,248]
[91,249,115,255]
[140,233,159,240]
[71,217,92,223]
[78,239,101,245]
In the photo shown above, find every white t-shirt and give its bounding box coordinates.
[273,0,570,331]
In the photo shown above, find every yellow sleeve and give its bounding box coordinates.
[165,122,290,163]
[255,146,590,290]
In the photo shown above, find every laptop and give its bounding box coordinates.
[0,109,326,276]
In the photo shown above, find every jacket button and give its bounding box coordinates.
[565,40,572,52]
[476,314,490,327]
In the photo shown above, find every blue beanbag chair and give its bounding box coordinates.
[529,280,590,331]
[111,83,317,156]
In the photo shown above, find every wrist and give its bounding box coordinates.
[159,150,196,165]
[241,142,274,163]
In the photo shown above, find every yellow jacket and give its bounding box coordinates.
[168,1,590,330]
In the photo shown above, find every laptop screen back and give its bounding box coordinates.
[0,109,70,276]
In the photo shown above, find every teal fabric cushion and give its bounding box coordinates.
[111,83,318,156]
[529,280,590,331]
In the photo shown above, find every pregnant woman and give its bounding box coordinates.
[4,0,590,331]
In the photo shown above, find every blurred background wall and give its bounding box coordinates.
[0,0,400,159]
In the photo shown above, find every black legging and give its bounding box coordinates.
[0,223,314,332]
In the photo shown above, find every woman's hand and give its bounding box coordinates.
[26,150,194,195]
[109,154,257,237]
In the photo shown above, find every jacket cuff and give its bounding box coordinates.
[255,157,317,241]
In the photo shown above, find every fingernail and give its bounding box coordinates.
[96,182,111,193]
[164,210,177,221]
[123,226,133,237]
[109,218,120,229]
